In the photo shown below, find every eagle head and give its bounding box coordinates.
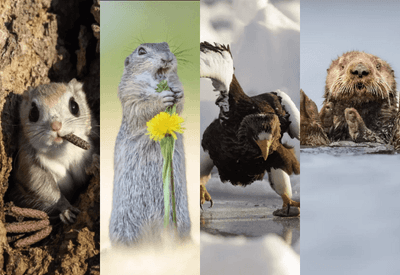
[238,113,281,161]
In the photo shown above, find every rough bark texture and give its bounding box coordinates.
[0,0,100,274]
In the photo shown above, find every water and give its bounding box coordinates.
[301,147,400,275]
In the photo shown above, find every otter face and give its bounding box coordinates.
[325,51,396,106]
[124,42,178,80]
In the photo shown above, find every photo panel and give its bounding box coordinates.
[199,0,300,273]
[100,1,200,274]
[301,0,400,274]
[0,0,100,273]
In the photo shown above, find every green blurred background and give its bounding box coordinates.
[100,1,200,248]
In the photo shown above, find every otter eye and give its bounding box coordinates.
[69,97,80,117]
[138,47,147,55]
[376,63,381,70]
[29,102,40,123]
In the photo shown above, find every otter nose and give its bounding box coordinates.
[51,121,62,132]
[351,63,369,78]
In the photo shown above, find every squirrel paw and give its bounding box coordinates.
[159,90,175,107]
[59,206,80,224]
[171,88,184,101]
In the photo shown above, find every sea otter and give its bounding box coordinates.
[320,51,399,143]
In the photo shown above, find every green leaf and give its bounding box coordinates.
[156,80,170,93]
[165,104,177,115]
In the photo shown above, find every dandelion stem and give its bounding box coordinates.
[171,158,177,228]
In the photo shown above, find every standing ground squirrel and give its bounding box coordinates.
[109,42,191,245]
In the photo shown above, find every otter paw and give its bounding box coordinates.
[344,108,384,143]
[59,206,80,224]
[159,90,175,107]
[344,108,363,140]
[320,102,334,133]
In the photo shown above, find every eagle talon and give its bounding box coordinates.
[273,206,300,217]
[200,184,213,210]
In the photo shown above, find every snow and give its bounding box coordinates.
[201,233,300,275]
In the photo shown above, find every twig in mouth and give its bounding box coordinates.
[63,133,90,150]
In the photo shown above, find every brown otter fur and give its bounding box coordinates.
[300,89,329,146]
[392,112,400,150]
[322,51,398,143]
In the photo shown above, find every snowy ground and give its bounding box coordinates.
[301,146,400,275]
[200,0,300,274]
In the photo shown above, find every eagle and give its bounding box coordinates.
[200,42,300,217]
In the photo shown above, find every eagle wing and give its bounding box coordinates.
[275,90,300,140]
[200,42,234,93]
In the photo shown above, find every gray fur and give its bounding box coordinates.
[109,42,190,245]
[9,79,97,224]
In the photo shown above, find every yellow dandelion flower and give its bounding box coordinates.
[146,112,184,141]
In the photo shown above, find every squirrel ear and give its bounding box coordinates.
[68,78,83,92]
[124,57,130,67]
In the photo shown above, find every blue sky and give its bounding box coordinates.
[301,0,400,108]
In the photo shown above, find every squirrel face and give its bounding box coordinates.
[123,42,178,80]
[19,79,92,154]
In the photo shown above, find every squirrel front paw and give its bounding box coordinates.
[159,90,176,107]
[59,206,80,224]
[170,86,184,102]
[55,196,81,224]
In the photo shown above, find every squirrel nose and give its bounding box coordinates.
[351,63,369,78]
[162,52,174,64]
[51,121,62,132]
[162,58,173,63]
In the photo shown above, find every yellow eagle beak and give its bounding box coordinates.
[255,139,272,161]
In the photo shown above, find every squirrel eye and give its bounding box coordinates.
[29,102,40,122]
[138,47,147,55]
[69,97,80,117]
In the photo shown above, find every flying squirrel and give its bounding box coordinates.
[9,79,99,224]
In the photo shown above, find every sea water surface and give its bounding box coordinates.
[301,146,400,274]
